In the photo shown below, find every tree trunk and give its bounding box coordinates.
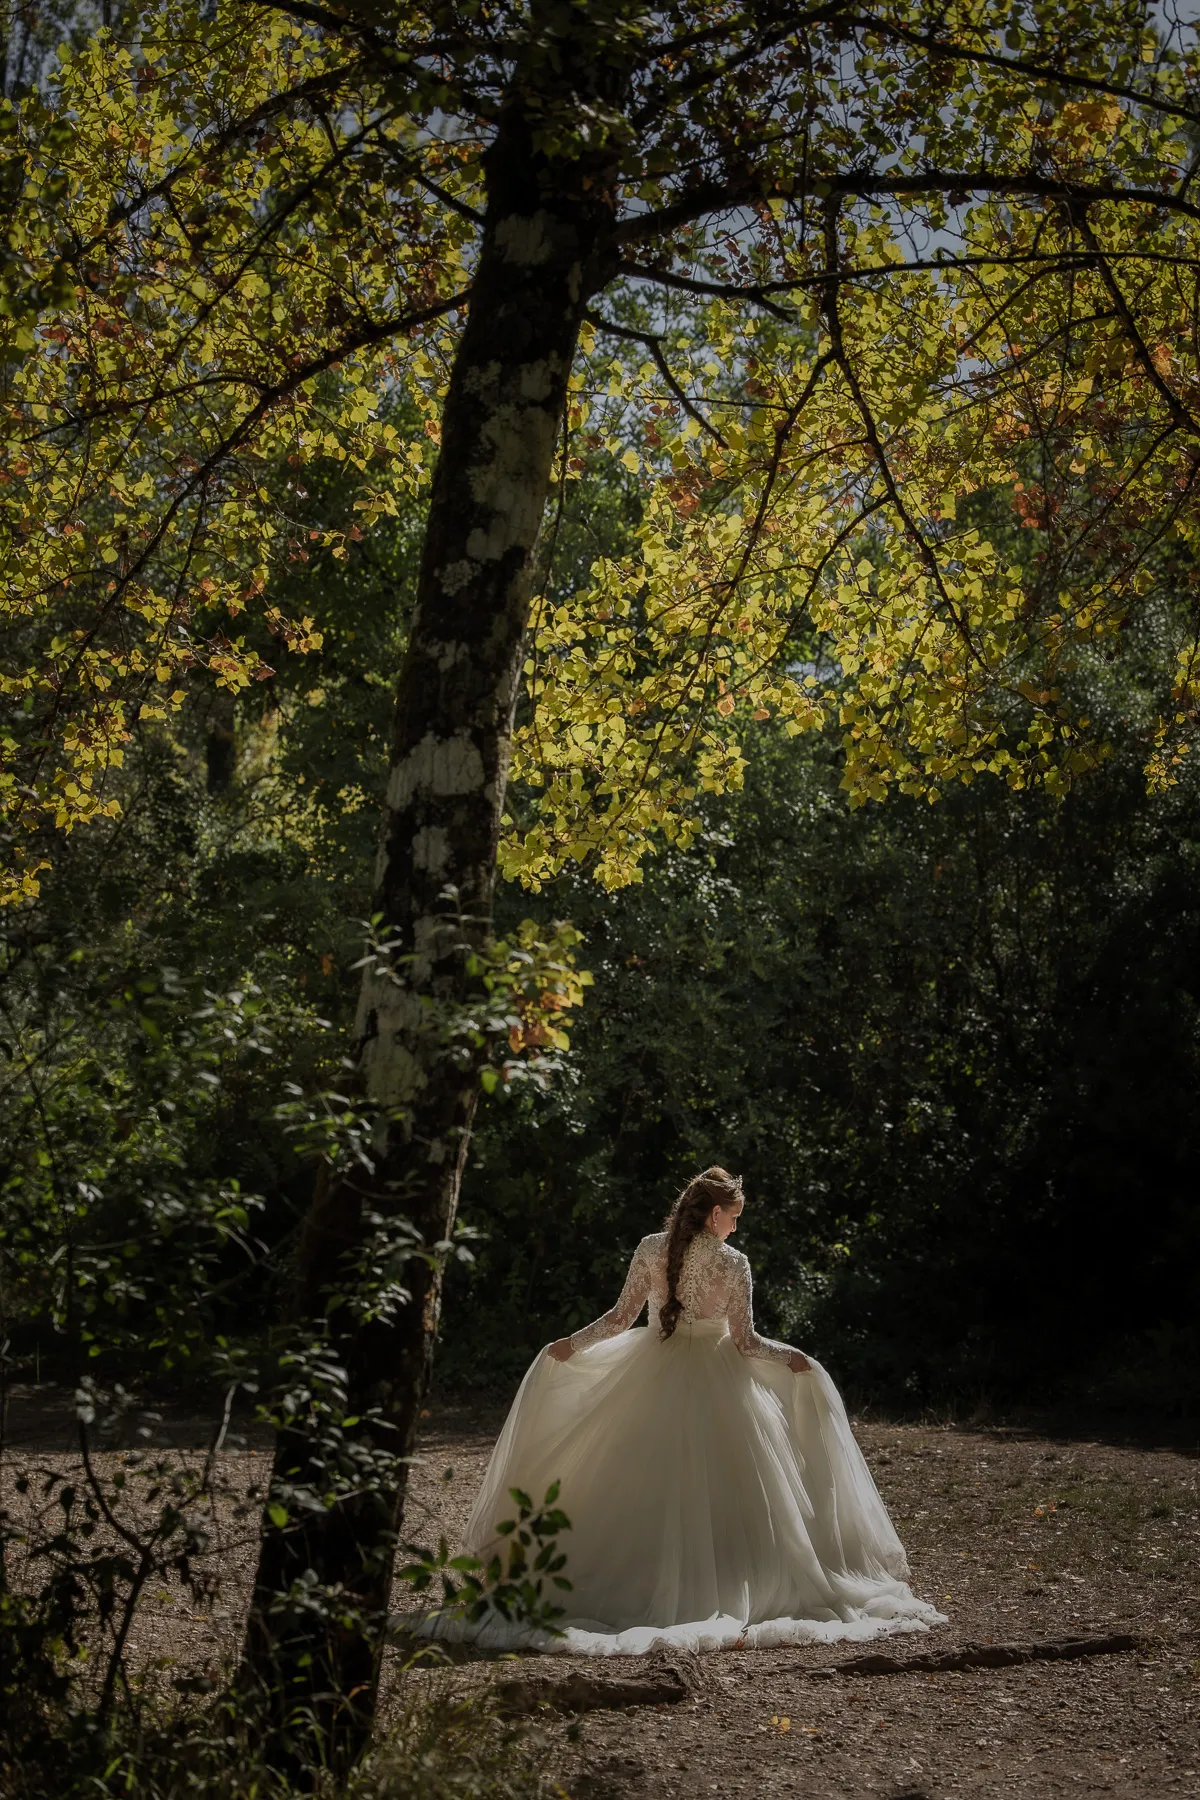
[239,66,620,1775]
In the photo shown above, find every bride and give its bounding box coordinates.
[428,1166,945,1656]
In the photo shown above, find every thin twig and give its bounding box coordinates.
[584,309,727,446]
[1071,206,1200,439]
[819,199,981,665]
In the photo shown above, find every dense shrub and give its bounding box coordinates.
[449,726,1200,1416]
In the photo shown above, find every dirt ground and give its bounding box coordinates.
[392,1401,1200,1800]
[5,1388,1199,1798]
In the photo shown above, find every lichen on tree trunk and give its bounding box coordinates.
[239,75,622,1773]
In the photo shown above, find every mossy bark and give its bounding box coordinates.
[240,65,622,1775]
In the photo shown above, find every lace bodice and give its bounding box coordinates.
[567,1230,798,1366]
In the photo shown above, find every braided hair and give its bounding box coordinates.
[659,1166,743,1340]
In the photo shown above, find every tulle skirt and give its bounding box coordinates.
[416,1321,946,1657]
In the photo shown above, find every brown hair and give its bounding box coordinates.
[659,1166,743,1340]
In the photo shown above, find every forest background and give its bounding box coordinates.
[4,0,1200,1792]
[4,18,1198,1424]
[12,392,1200,1420]
[19,407,1199,1418]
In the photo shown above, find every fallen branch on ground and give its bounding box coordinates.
[490,1666,690,1715]
[809,1633,1141,1678]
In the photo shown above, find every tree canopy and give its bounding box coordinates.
[5,0,1200,901]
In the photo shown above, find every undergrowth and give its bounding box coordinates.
[0,1685,556,1800]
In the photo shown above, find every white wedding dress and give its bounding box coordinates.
[419,1229,946,1657]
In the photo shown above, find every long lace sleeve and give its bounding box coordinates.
[567,1239,653,1352]
[726,1253,799,1366]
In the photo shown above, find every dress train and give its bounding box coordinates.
[414,1230,945,1657]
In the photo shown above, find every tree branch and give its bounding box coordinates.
[620,247,1200,309]
[844,13,1200,133]
[584,309,728,446]
[818,199,980,661]
[631,7,854,132]
[615,259,798,318]
[613,170,1200,249]
[245,0,378,34]
[246,0,518,70]
[17,286,470,822]
[410,166,485,226]
[1070,205,1200,439]
[87,63,363,251]
[592,347,837,850]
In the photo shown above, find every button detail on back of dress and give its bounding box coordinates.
[674,1230,726,1322]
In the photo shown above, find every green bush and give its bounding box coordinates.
[448,722,1200,1416]
[0,1685,554,1800]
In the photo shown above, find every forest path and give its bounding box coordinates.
[391,1402,1200,1800]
